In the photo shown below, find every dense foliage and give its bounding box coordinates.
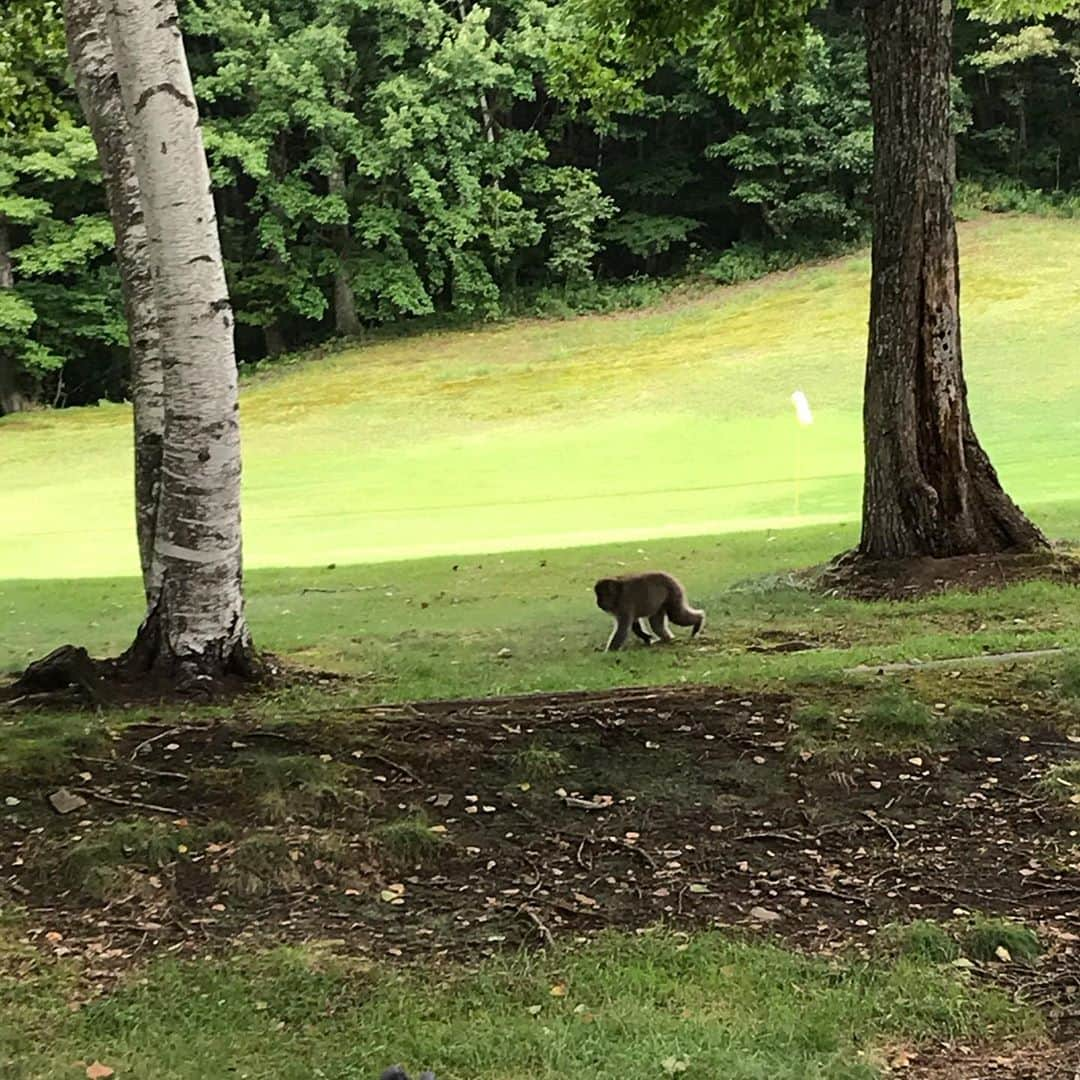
[1,0,1078,409]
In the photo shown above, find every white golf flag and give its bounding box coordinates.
[791,390,813,426]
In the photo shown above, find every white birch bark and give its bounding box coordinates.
[105,0,253,675]
[65,0,165,602]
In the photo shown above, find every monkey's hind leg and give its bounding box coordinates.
[647,612,674,643]
[606,616,633,652]
[632,619,655,645]
[667,601,705,637]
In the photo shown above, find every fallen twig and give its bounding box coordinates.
[71,787,183,816]
[130,727,182,760]
[733,830,805,845]
[354,752,422,784]
[246,729,305,744]
[300,585,385,595]
[600,836,658,870]
[798,881,870,907]
[76,755,189,782]
[861,809,901,850]
[515,904,555,948]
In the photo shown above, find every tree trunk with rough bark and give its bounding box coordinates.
[328,161,361,338]
[0,219,31,416]
[105,0,255,680]
[65,0,164,600]
[263,321,287,358]
[859,0,1046,559]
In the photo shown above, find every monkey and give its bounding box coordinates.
[380,1068,436,1080]
[593,571,705,652]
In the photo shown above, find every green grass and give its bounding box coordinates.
[196,751,353,823]
[512,744,569,781]
[1039,761,1080,805]
[0,930,1039,1080]
[877,917,1044,968]
[860,689,944,744]
[5,524,1080,698]
[3,217,1079,1076]
[3,216,1080,585]
[30,820,233,901]
[962,918,1043,965]
[877,921,961,965]
[790,689,955,760]
[373,813,445,866]
[4,216,1080,695]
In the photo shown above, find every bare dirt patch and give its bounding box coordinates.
[816,551,1080,602]
[904,1043,1080,1080]
[3,685,1079,1041]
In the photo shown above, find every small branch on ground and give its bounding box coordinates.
[300,585,387,594]
[352,752,422,784]
[71,787,184,816]
[861,810,902,850]
[514,904,555,948]
[76,755,189,782]
[130,727,183,759]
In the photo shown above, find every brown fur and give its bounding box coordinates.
[593,571,705,652]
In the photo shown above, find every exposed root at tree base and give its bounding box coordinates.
[0,644,294,708]
[813,548,1080,601]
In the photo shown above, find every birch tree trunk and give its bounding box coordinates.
[65,0,164,601]
[0,219,32,416]
[859,0,1046,559]
[105,0,254,679]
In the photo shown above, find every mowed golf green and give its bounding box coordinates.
[4,215,1078,585]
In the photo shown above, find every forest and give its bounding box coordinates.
[1,0,1078,412]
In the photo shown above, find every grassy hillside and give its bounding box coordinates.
[4,215,1079,584]
[4,217,1080,1080]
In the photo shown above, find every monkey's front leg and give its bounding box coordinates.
[606,615,633,652]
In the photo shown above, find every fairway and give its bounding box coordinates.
[3,214,1079,583]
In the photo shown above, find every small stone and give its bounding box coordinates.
[497,648,513,659]
[750,906,782,923]
[4,796,20,807]
[49,789,88,815]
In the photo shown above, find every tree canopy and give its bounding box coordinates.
[1,0,1078,411]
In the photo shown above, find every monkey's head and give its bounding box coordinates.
[594,578,620,614]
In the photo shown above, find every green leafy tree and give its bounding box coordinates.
[0,0,125,414]
[181,0,619,353]
[959,3,1080,187]
[712,29,872,248]
[1,125,125,405]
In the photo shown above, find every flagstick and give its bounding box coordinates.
[794,423,801,517]
[790,390,813,518]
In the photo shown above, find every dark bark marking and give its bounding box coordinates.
[134,81,194,114]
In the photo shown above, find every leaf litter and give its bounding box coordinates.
[2,683,1079,1073]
